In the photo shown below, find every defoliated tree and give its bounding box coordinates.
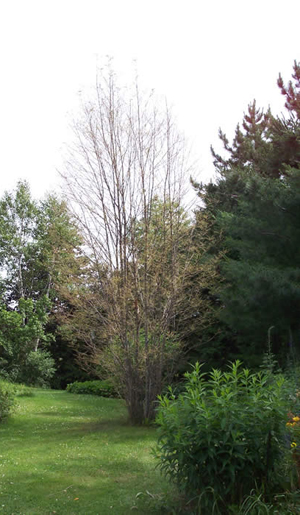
[61,66,203,423]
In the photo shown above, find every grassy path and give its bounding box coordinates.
[0,390,171,514]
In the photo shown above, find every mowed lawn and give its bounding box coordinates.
[0,390,172,514]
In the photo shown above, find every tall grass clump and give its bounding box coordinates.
[0,379,15,421]
[155,361,288,512]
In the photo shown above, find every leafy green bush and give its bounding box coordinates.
[15,384,35,397]
[0,380,15,421]
[155,361,288,512]
[1,349,56,387]
[22,350,56,386]
[66,380,119,398]
[0,297,56,387]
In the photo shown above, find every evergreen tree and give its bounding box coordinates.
[278,60,300,118]
[192,60,300,368]
[211,100,273,176]
[217,169,300,365]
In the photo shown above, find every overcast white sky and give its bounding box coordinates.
[0,0,299,200]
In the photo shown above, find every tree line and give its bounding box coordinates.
[0,60,299,423]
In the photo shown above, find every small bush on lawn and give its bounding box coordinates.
[21,350,56,387]
[0,380,15,421]
[66,380,119,398]
[155,360,288,512]
[2,350,56,387]
[15,384,35,397]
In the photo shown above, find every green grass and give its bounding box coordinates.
[0,390,173,514]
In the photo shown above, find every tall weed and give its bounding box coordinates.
[156,361,288,512]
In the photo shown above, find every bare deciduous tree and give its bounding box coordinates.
[61,66,196,423]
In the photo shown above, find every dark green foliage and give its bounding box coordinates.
[46,318,97,389]
[66,379,119,398]
[0,380,15,421]
[190,61,300,369]
[0,297,56,385]
[156,361,288,512]
[216,169,300,366]
[20,350,56,387]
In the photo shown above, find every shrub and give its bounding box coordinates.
[15,384,35,397]
[66,380,119,398]
[20,350,56,387]
[3,350,56,387]
[155,361,288,512]
[0,380,15,422]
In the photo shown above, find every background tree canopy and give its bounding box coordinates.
[0,181,88,386]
